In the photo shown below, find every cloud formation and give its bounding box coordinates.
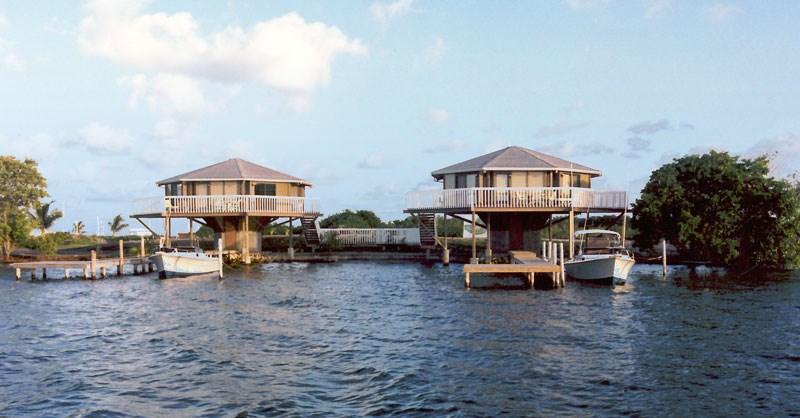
[427,108,449,124]
[0,12,26,71]
[628,119,671,135]
[370,0,413,26]
[704,3,743,23]
[79,1,366,101]
[78,123,133,154]
[627,136,653,153]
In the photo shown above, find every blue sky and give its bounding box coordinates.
[0,0,798,233]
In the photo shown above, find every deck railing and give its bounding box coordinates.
[131,195,319,216]
[405,187,627,211]
[318,228,421,246]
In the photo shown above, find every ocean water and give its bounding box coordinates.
[0,262,798,417]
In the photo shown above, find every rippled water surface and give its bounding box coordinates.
[1,262,799,417]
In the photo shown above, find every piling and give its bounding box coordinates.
[442,248,450,265]
[15,267,20,281]
[559,243,565,287]
[140,236,146,257]
[118,239,124,275]
[662,239,667,276]
[90,250,97,280]
[217,238,224,279]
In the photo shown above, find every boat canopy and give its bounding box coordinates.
[574,229,620,238]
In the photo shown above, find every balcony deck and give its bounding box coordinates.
[404,187,627,213]
[131,195,320,218]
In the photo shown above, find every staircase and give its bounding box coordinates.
[418,214,437,249]
[301,216,321,247]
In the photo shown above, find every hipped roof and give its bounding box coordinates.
[157,158,311,186]
[431,146,602,178]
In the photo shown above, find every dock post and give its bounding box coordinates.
[541,241,547,261]
[118,239,124,275]
[31,269,36,280]
[568,210,575,259]
[470,211,478,264]
[84,265,89,279]
[140,236,146,257]
[559,243,565,287]
[443,214,449,265]
[288,218,295,261]
[42,268,47,280]
[15,267,21,281]
[101,266,107,278]
[465,272,471,288]
[662,239,667,277]
[90,250,97,280]
[218,238,224,279]
[243,215,251,265]
[485,213,492,260]
[65,269,70,279]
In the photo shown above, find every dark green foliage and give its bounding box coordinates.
[28,200,63,235]
[633,151,800,269]
[196,226,215,238]
[436,216,464,238]
[320,210,385,228]
[0,156,48,258]
[108,214,129,237]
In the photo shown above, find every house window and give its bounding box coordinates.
[456,175,467,188]
[165,183,182,196]
[444,174,455,189]
[466,174,477,188]
[494,173,510,188]
[254,183,277,196]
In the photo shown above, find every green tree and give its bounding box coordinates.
[108,214,129,237]
[320,209,384,228]
[72,220,86,236]
[28,200,63,235]
[0,156,48,258]
[633,151,800,269]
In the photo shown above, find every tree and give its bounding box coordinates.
[320,210,385,228]
[0,156,48,258]
[633,151,800,269]
[72,221,86,236]
[28,201,63,235]
[108,214,129,237]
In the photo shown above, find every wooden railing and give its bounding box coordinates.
[155,195,320,215]
[318,228,421,246]
[405,187,627,211]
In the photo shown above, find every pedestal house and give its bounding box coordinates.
[131,158,320,262]
[404,146,628,262]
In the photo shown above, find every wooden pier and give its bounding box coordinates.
[11,239,156,281]
[463,247,565,289]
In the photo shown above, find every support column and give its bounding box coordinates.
[288,218,295,260]
[621,207,628,245]
[243,215,251,265]
[548,214,553,241]
[189,219,194,245]
[90,250,97,280]
[165,215,172,248]
[485,213,492,260]
[140,236,146,257]
[470,211,478,264]
[442,213,450,265]
[568,210,575,259]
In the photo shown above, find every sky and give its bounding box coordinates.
[0,0,799,233]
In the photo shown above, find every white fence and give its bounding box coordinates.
[405,187,627,211]
[318,228,421,247]
[132,195,319,216]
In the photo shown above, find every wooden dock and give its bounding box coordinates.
[462,247,565,289]
[11,240,156,281]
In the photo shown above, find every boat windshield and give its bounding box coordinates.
[576,231,628,256]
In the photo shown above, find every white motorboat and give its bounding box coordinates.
[564,230,635,284]
[152,247,220,279]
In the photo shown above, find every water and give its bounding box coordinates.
[1,262,799,417]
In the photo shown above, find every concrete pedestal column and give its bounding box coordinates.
[442,248,450,265]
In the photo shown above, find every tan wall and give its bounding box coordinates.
[210,181,224,195]
[510,172,527,187]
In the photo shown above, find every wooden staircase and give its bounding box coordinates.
[418,214,437,249]
[301,216,321,247]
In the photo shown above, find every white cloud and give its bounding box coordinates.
[79,1,366,102]
[357,153,387,169]
[423,37,445,65]
[79,123,133,154]
[424,140,465,153]
[427,108,449,124]
[563,0,608,10]
[745,134,800,178]
[627,136,653,153]
[704,3,742,24]
[0,133,62,161]
[628,119,671,135]
[539,141,614,158]
[645,0,672,18]
[118,73,211,116]
[0,13,26,72]
[370,0,413,26]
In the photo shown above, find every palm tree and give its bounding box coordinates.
[29,201,63,235]
[108,214,129,237]
[72,221,86,236]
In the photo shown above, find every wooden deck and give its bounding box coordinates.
[463,250,565,289]
[405,187,627,213]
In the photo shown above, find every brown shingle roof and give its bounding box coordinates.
[157,158,311,186]
[430,146,602,178]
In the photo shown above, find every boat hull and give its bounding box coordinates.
[153,252,219,278]
[565,255,635,283]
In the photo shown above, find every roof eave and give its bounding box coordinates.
[156,178,313,186]
[431,167,602,178]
